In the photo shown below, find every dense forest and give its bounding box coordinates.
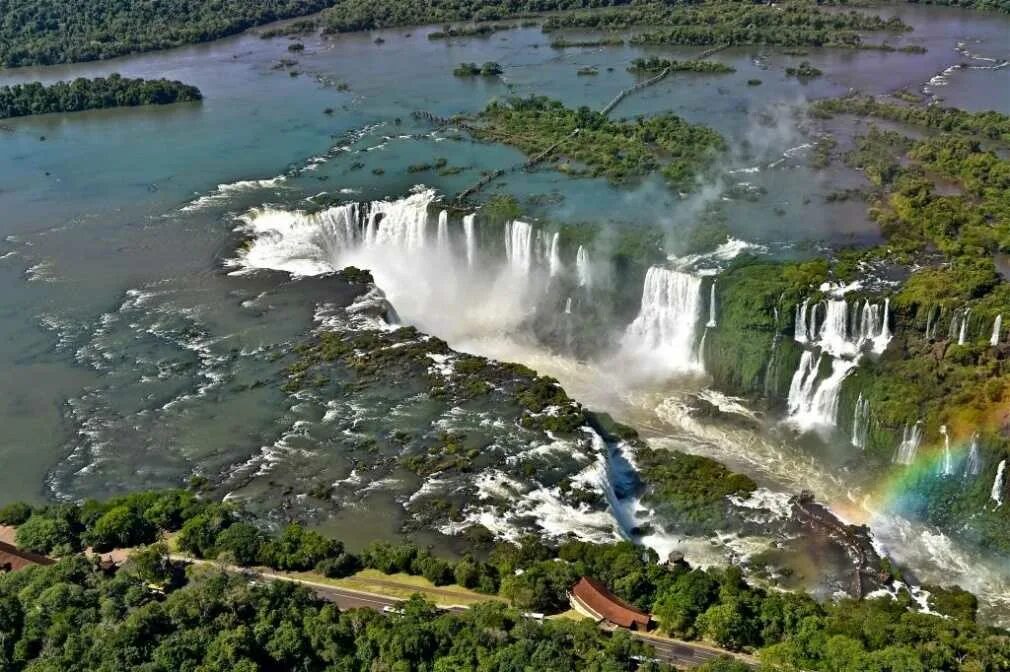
[0,75,202,120]
[2,489,1008,671]
[0,0,339,67]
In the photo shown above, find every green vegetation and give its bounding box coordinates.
[785,61,823,79]
[4,489,1009,670]
[453,61,503,76]
[550,36,625,48]
[319,0,639,33]
[0,75,201,120]
[0,555,661,671]
[812,95,1010,143]
[635,447,757,534]
[430,23,515,39]
[0,0,339,66]
[628,57,735,74]
[542,2,911,48]
[473,96,725,189]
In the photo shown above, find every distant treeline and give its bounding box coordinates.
[319,0,641,33]
[0,0,339,67]
[0,75,202,120]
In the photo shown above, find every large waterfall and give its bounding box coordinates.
[576,246,592,289]
[622,267,704,375]
[545,232,562,277]
[894,422,924,465]
[992,315,1003,346]
[436,210,449,252]
[992,460,1006,506]
[787,290,892,435]
[462,214,476,268]
[852,393,870,449]
[786,353,857,433]
[505,220,534,275]
[706,281,717,328]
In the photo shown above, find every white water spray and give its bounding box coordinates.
[463,214,476,268]
[852,393,870,449]
[894,422,924,465]
[706,281,717,328]
[992,460,1006,506]
[505,220,534,275]
[576,246,592,289]
[621,267,704,376]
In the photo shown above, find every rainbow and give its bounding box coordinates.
[871,433,975,513]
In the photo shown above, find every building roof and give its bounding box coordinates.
[570,577,650,629]
[0,541,54,572]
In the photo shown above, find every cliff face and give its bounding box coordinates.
[704,257,1010,552]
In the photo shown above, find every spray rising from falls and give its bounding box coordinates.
[621,267,705,377]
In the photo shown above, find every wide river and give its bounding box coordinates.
[1,2,1009,619]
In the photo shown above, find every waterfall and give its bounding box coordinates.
[992,460,1006,506]
[992,315,1003,346]
[894,422,923,465]
[565,297,573,314]
[852,393,870,449]
[576,246,592,289]
[787,351,821,416]
[925,306,936,340]
[548,232,562,277]
[505,220,533,274]
[819,300,850,353]
[365,193,431,249]
[964,433,982,478]
[872,298,891,353]
[795,299,810,343]
[622,267,704,374]
[436,210,449,252]
[940,425,954,476]
[462,214,476,268]
[958,308,970,345]
[706,281,717,328]
[787,355,857,432]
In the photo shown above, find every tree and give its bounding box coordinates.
[214,522,266,566]
[86,504,154,552]
[15,512,78,554]
[0,502,32,525]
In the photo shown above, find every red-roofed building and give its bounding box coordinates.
[0,541,53,573]
[569,577,652,630]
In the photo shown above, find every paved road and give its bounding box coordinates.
[174,556,754,669]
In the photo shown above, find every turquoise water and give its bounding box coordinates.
[0,5,1008,603]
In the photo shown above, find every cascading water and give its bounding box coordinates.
[622,266,704,375]
[992,460,1006,506]
[365,193,431,249]
[787,355,857,432]
[706,280,717,328]
[894,422,924,465]
[462,214,476,268]
[958,308,971,345]
[852,393,870,449]
[576,246,592,289]
[940,425,954,477]
[992,314,1003,347]
[795,299,810,343]
[964,433,982,478]
[546,232,562,277]
[436,210,449,252]
[505,220,534,275]
[565,297,572,314]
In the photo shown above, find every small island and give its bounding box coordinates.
[453,61,503,77]
[0,74,202,120]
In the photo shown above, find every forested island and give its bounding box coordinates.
[0,75,202,119]
[1,488,1006,671]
